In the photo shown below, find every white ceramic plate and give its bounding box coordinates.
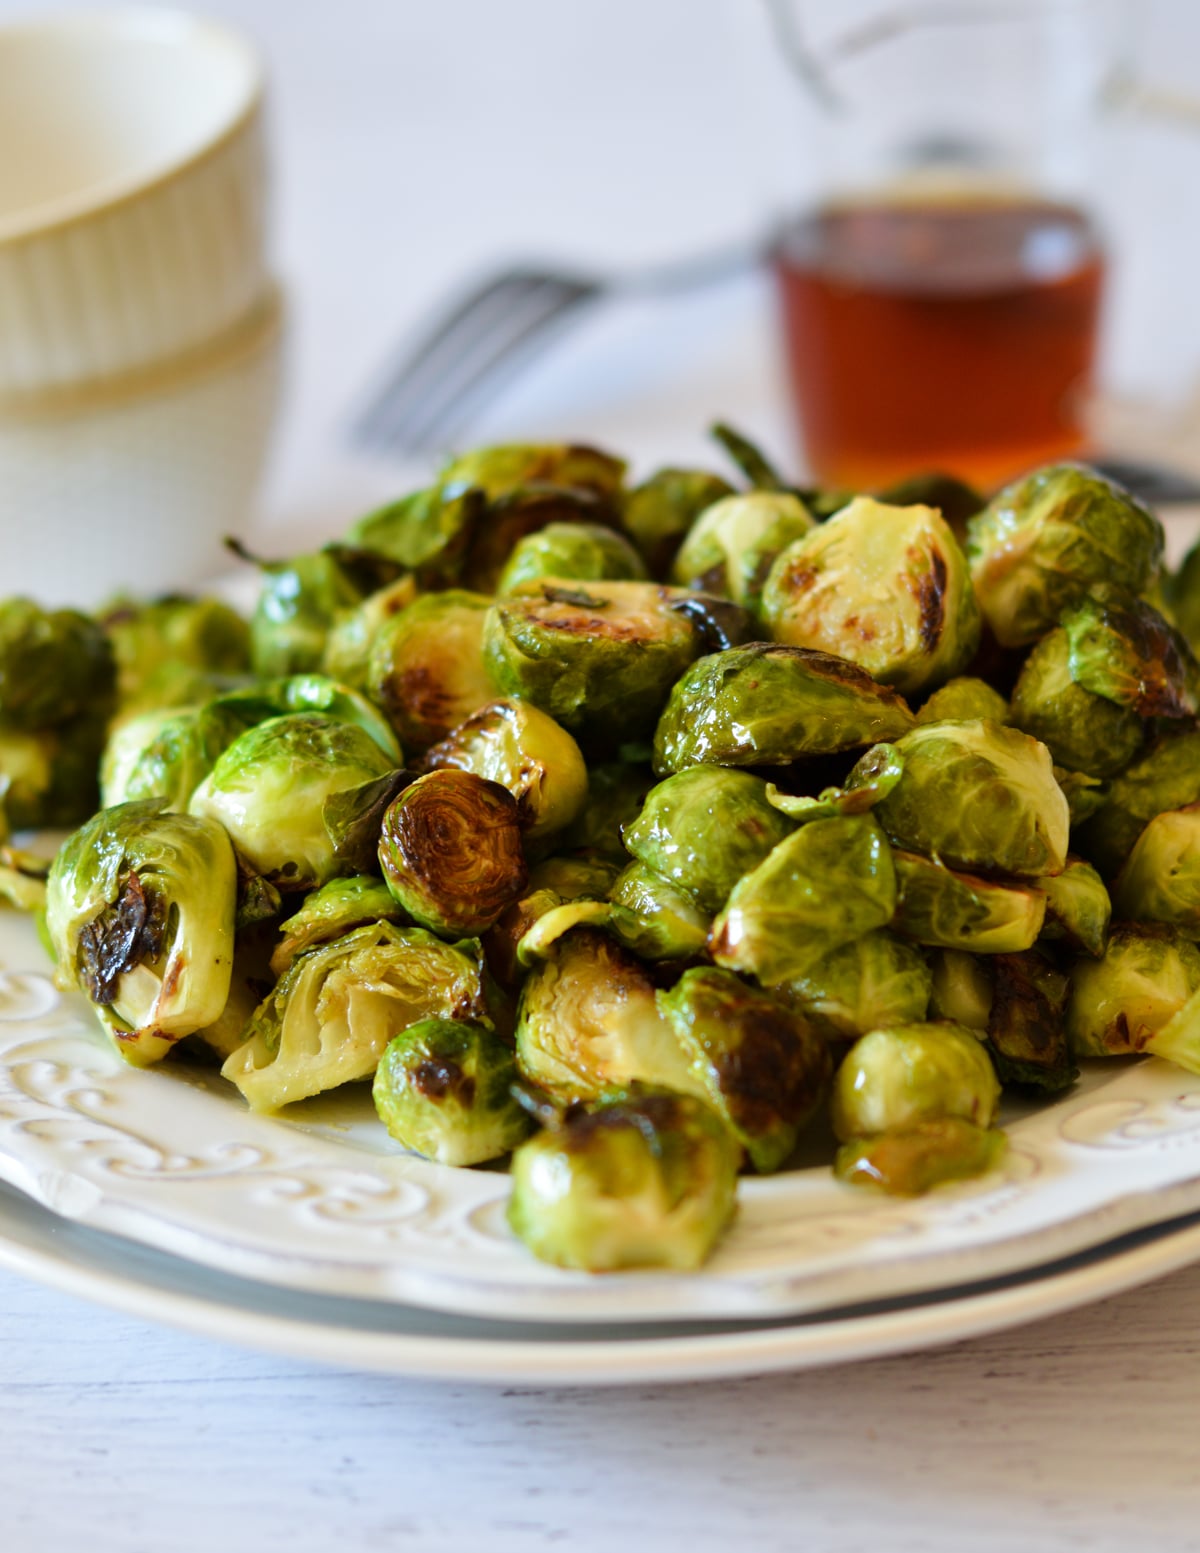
[5,911,1200,1325]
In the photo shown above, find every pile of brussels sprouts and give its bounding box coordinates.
[9,428,1200,1275]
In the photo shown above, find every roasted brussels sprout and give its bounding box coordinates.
[916,676,1009,727]
[346,483,482,580]
[440,442,626,503]
[985,949,1075,1091]
[483,855,619,989]
[965,463,1163,647]
[484,580,700,745]
[46,799,236,1065]
[246,549,372,677]
[607,861,711,961]
[709,815,897,985]
[514,927,695,1102]
[870,720,1069,878]
[0,598,114,729]
[367,589,496,752]
[100,703,250,811]
[103,594,250,710]
[781,930,932,1041]
[762,497,980,695]
[1062,590,1197,720]
[1037,856,1111,956]
[892,850,1047,953]
[1110,805,1200,934]
[620,467,735,578]
[653,644,914,775]
[378,770,527,938]
[1009,627,1144,777]
[835,1119,1006,1195]
[269,875,407,978]
[830,1022,1000,1140]
[189,713,397,891]
[373,1019,532,1165]
[928,949,993,1029]
[622,766,795,913]
[507,1090,739,1272]
[1075,730,1200,878]
[422,698,587,847]
[496,522,647,595]
[1066,924,1200,1057]
[321,575,420,694]
[671,492,814,616]
[658,967,829,1171]
[223,921,498,1110]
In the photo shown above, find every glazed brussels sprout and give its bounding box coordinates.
[653,644,915,775]
[1036,856,1111,956]
[1075,730,1200,878]
[321,575,420,693]
[985,950,1075,1091]
[346,483,482,580]
[223,921,499,1110]
[372,1019,532,1166]
[835,1119,1006,1195]
[928,949,993,1030]
[1066,924,1200,1058]
[830,1022,1000,1140]
[496,522,647,595]
[1009,628,1143,777]
[709,815,897,985]
[892,851,1047,953]
[100,703,251,811]
[1111,805,1200,934]
[607,861,711,961]
[269,875,407,978]
[46,799,236,1065]
[507,1090,740,1272]
[367,590,496,752]
[965,463,1163,647]
[103,594,250,710]
[781,930,932,1042]
[514,927,695,1102]
[622,766,796,913]
[870,720,1069,878]
[378,770,527,937]
[0,599,114,729]
[671,492,814,616]
[763,498,980,696]
[422,698,588,847]
[189,713,397,891]
[916,677,1009,727]
[658,967,829,1171]
[620,467,735,578]
[1061,590,1197,720]
[484,580,701,745]
[246,549,372,677]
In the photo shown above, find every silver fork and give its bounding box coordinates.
[350,244,758,459]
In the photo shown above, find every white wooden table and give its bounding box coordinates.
[4,1,1200,1546]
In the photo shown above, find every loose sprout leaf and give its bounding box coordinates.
[709,421,789,491]
[766,742,904,822]
[324,768,417,872]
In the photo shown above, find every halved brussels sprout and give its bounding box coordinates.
[246,549,372,677]
[1062,590,1197,720]
[322,576,420,694]
[1009,627,1143,778]
[928,949,993,1029]
[103,594,250,709]
[483,855,619,990]
[367,589,496,752]
[870,720,1069,878]
[892,850,1047,953]
[497,522,647,595]
[422,698,587,847]
[620,467,735,578]
[835,1119,1006,1195]
[1066,924,1200,1057]
[46,799,236,1066]
[378,770,527,937]
[1075,730,1200,878]
[269,875,407,978]
[916,677,1009,727]
[484,580,700,744]
[1037,856,1111,956]
[965,463,1163,647]
[830,1022,1000,1140]
[607,861,711,961]
[0,598,115,729]
[557,761,656,863]
[189,713,397,891]
[1111,805,1200,934]
[223,921,498,1110]
[346,484,482,580]
[762,497,981,695]
[985,950,1075,1091]
[373,1018,532,1165]
[671,492,814,616]
[507,1090,739,1272]
[653,644,915,775]
[781,930,932,1041]
[514,927,695,1102]
[709,815,896,985]
[658,967,829,1171]
[621,766,795,913]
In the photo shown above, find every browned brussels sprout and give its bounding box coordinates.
[367,589,496,752]
[322,575,419,693]
[892,850,1047,954]
[1061,589,1198,720]
[1009,627,1144,778]
[984,950,1076,1092]
[835,1119,1006,1195]
[671,492,814,617]
[1066,924,1200,1058]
